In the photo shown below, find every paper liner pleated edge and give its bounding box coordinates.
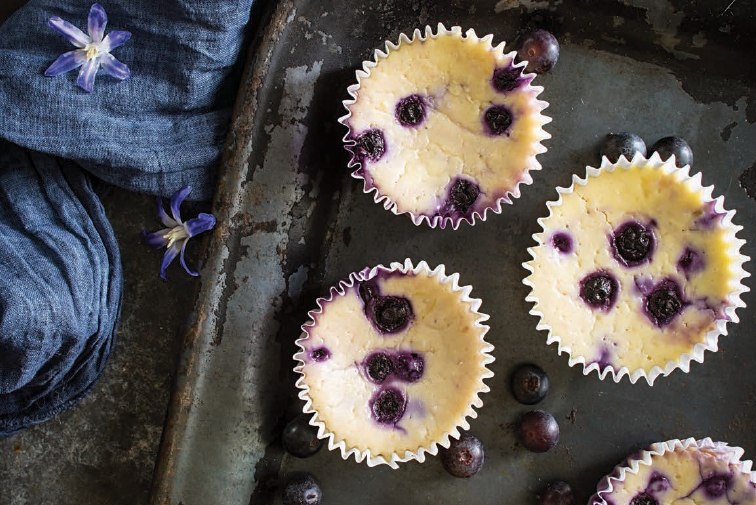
[337,23,552,230]
[522,152,750,386]
[587,437,756,505]
[293,258,495,468]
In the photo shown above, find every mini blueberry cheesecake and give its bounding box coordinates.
[589,438,756,505]
[294,259,494,468]
[523,153,749,385]
[340,24,551,229]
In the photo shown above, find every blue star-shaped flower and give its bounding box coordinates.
[143,186,217,281]
[44,3,131,92]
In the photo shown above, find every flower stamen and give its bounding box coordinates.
[163,226,190,249]
[85,43,100,60]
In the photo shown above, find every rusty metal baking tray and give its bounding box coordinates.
[149,1,756,504]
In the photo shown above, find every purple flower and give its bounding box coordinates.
[143,186,216,281]
[44,3,131,92]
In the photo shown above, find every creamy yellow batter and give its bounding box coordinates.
[599,442,756,505]
[525,161,744,379]
[296,267,492,461]
[344,26,550,222]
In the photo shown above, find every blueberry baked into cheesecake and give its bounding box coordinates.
[340,24,551,229]
[294,259,494,468]
[523,154,749,385]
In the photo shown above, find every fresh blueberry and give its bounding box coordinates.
[396,94,426,127]
[492,66,523,93]
[703,475,730,498]
[600,132,647,163]
[516,29,560,74]
[282,473,322,505]
[612,221,655,266]
[282,415,324,458]
[365,352,394,383]
[516,410,559,453]
[441,432,485,478]
[630,493,658,505]
[551,232,573,254]
[354,129,386,162]
[309,347,330,363]
[394,351,424,382]
[540,480,576,505]
[484,105,513,135]
[448,179,480,214]
[511,364,549,405]
[645,279,684,327]
[371,296,413,334]
[649,136,693,168]
[579,271,619,311]
[370,387,406,425]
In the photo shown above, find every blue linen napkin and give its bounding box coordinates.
[0,140,123,438]
[0,0,256,201]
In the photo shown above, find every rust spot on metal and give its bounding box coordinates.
[231,212,278,235]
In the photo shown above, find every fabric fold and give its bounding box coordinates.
[0,140,123,437]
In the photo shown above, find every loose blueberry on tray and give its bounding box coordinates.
[600,132,647,163]
[516,29,560,74]
[282,415,324,459]
[282,473,322,505]
[540,480,576,505]
[649,136,693,168]
[516,410,560,453]
[441,432,485,478]
[511,364,549,405]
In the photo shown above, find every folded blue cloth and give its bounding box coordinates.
[0,141,122,438]
[0,0,256,201]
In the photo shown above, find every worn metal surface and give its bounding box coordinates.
[151,0,756,504]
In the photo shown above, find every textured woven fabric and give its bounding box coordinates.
[0,0,255,201]
[0,141,123,438]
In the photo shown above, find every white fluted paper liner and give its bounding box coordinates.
[293,258,494,468]
[588,437,756,505]
[338,23,551,230]
[523,152,750,385]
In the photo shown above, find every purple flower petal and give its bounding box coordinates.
[47,17,90,48]
[100,53,130,80]
[156,197,178,228]
[184,213,216,238]
[44,49,87,76]
[87,3,107,43]
[179,240,199,277]
[142,229,171,249]
[160,243,182,281]
[102,30,131,52]
[170,186,193,223]
[76,57,100,92]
